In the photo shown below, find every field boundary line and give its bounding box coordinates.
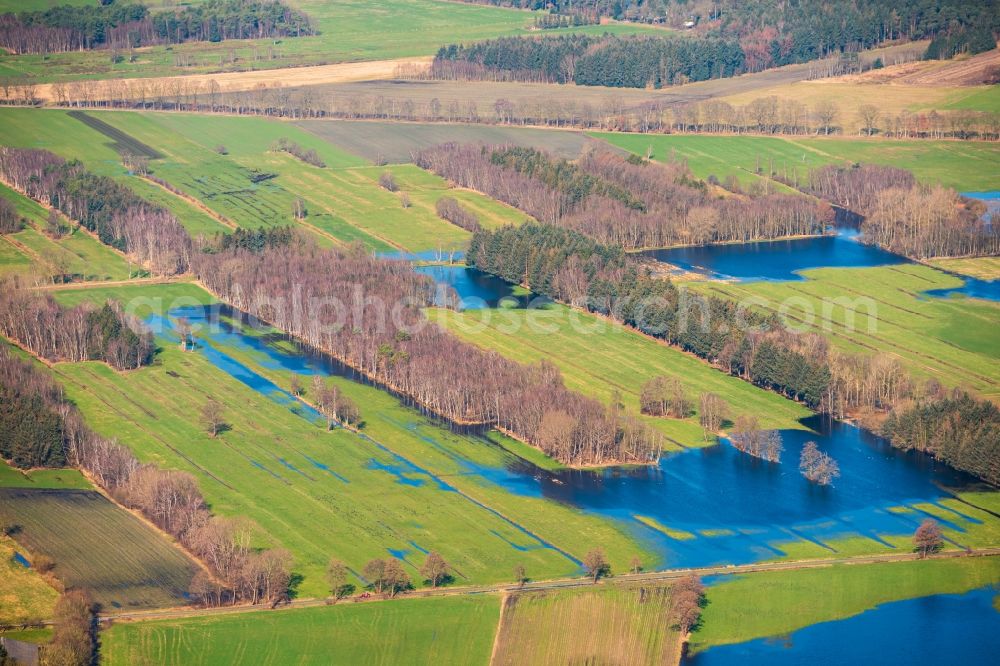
[97,547,1000,624]
[488,591,509,666]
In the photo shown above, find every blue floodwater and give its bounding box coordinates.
[638,228,907,282]
[455,416,982,569]
[152,305,575,564]
[12,552,30,568]
[413,265,550,309]
[962,191,1000,222]
[156,304,987,573]
[924,275,1000,302]
[684,586,1000,666]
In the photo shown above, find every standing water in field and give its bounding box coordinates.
[413,265,549,309]
[637,228,907,282]
[151,305,989,573]
[682,586,1000,666]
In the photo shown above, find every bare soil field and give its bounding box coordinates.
[31,57,432,103]
[834,47,1000,86]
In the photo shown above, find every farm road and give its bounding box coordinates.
[100,547,1000,624]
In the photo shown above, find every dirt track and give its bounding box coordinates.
[31,57,432,102]
[98,547,1000,625]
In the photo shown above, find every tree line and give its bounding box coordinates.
[0,344,293,607]
[0,0,312,54]
[882,389,1000,486]
[0,147,192,274]
[28,77,1000,143]
[464,222,834,410]
[804,164,1000,258]
[416,143,831,250]
[436,197,481,232]
[270,137,325,168]
[0,282,153,371]
[192,241,663,466]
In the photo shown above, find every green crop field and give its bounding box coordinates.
[0,485,199,610]
[493,582,682,666]
[595,133,1000,191]
[299,119,595,164]
[0,108,520,252]
[0,0,659,83]
[432,302,813,448]
[0,108,228,237]
[690,556,1000,653]
[49,282,649,597]
[693,264,1000,401]
[0,182,133,281]
[102,594,501,666]
[84,111,520,252]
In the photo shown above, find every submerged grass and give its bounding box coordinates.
[49,282,650,597]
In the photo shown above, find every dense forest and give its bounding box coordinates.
[193,241,663,466]
[883,390,1000,486]
[0,283,153,370]
[0,0,312,54]
[805,164,1000,258]
[417,144,831,249]
[433,33,744,86]
[0,345,292,605]
[461,0,999,63]
[0,147,191,274]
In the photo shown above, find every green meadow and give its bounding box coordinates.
[431,303,813,448]
[595,133,1000,191]
[102,594,501,666]
[91,111,520,251]
[693,264,1000,401]
[0,182,133,281]
[0,108,523,252]
[0,108,227,237]
[690,556,1000,652]
[0,0,658,82]
[50,282,649,597]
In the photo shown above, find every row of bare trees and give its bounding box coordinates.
[18,78,998,141]
[0,344,292,607]
[0,147,192,274]
[0,281,153,370]
[805,164,1000,258]
[435,197,481,232]
[417,144,831,250]
[192,243,663,465]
